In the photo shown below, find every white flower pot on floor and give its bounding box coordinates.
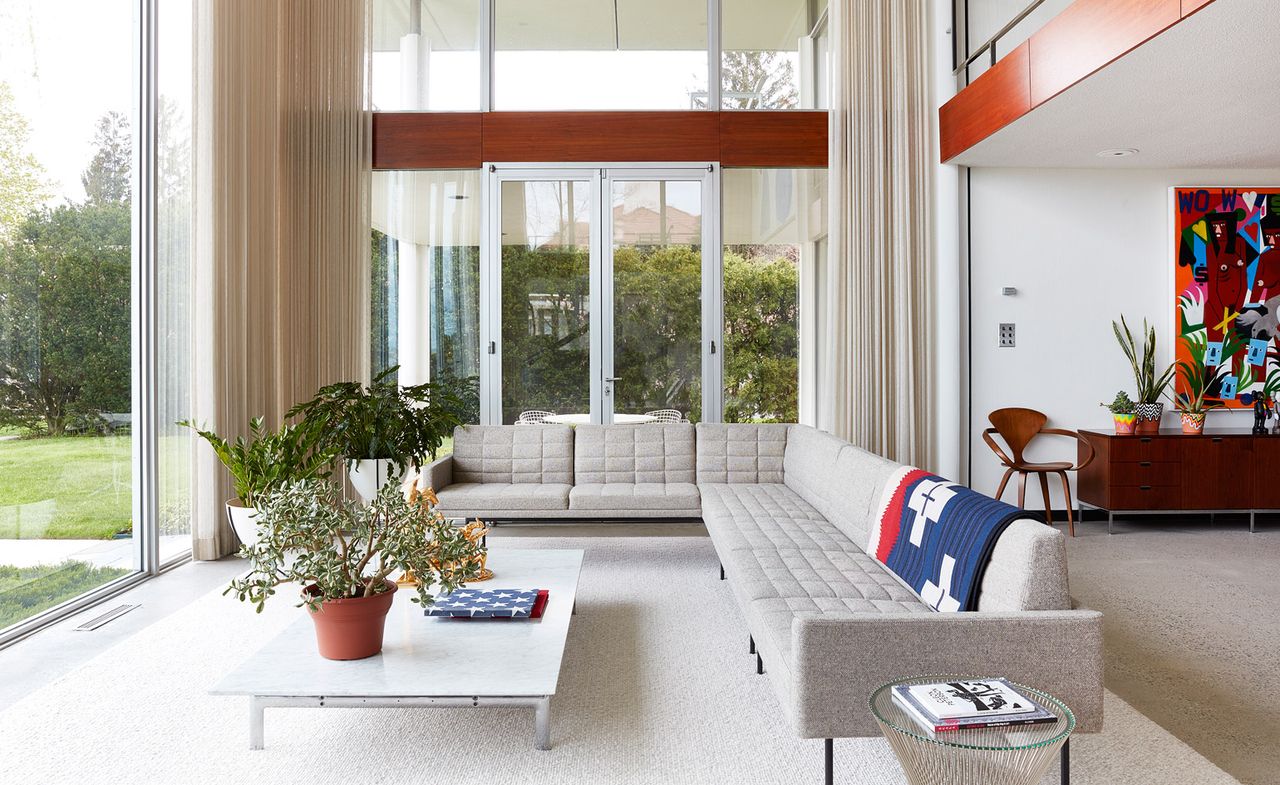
[348,459,406,503]
[225,500,259,550]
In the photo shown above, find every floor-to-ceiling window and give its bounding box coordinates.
[372,170,484,448]
[0,0,193,641]
[0,0,138,631]
[722,168,828,423]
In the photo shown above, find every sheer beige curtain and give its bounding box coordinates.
[192,0,371,560]
[820,0,934,468]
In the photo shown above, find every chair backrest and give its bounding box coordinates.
[987,407,1048,464]
[644,409,684,424]
[516,410,554,425]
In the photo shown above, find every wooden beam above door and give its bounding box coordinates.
[373,111,829,170]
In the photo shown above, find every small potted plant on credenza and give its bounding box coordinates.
[180,417,334,548]
[287,367,475,503]
[1113,315,1176,434]
[1100,391,1139,435]
[1171,332,1226,435]
[227,480,483,660]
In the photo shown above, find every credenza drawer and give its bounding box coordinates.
[1110,484,1182,510]
[1107,437,1182,462]
[1109,461,1180,486]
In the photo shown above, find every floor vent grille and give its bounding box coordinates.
[74,604,140,631]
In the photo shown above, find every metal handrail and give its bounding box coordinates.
[954,0,1047,76]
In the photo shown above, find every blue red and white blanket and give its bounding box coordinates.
[868,467,1028,612]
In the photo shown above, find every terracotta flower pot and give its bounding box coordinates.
[1134,402,1163,434]
[307,580,398,660]
[1113,413,1137,435]
[1180,411,1206,435]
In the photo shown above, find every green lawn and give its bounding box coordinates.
[0,435,132,540]
[0,561,130,628]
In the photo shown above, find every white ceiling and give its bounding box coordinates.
[372,0,812,52]
[951,0,1280,169]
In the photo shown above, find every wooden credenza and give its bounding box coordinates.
[1078,428,1276,532]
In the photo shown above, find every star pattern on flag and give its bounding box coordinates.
[425,589,544,618]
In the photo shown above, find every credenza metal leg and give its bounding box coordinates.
[1107,511,1113,535]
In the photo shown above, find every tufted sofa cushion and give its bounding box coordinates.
[782,426,849,519]
[451,425,573,484]
[569,482,700,511]
[695,423,789,484]
[573,424,695,484]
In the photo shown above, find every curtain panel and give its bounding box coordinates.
[821,0,935,469]
[192,0,371,560]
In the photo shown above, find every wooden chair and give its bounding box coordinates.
[983,407,1095,537]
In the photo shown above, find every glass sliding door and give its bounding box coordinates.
[491,176,595,425]
[484,166,716,426]
[605,176,706,424]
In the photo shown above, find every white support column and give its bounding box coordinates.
[395,21,432,386]
[931,0,962,481]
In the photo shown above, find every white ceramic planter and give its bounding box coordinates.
[225,499,259,549]
[348,459,406,503]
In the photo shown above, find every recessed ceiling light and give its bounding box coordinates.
[1097,148,1139,158]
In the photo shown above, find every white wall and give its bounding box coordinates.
[966,167,1280,509]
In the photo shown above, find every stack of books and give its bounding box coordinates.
[891,678,1058,733]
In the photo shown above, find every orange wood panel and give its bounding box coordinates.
[372,112,482,169]
[1181,0,1214,15]
[481,112,720,163]
[938,42,1032,162]
[719,112,829,168]
[1028,0,1180,107]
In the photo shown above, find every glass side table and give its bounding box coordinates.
[870,677,1075,785]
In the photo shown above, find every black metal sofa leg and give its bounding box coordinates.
[824,738,833,785]
[1061,737,1070,785]
[749,635,755,655]
[756,653,764,674]
[719,563,725,580]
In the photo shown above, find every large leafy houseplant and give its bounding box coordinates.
[288,367,476,500]
[180,417,335,546]
[1113,315,1176,433]
[227,480,483,659]
[180,417,334,507]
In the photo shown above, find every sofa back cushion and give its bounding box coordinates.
[976,519,1071,611]
[782,425,849,518]
[695,423,788,484]
[824,445,904,551]
[574,424,695,484]
[451,425,574,484]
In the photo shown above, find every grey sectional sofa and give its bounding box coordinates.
[424,421,1104,767]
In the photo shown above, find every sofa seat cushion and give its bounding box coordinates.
[722,543,928,611]
[700,484,858,553]
[569,482,700,511]
[436,482,571,511]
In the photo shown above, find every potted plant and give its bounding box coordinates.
[1100,391,1138,435]
[1113,316,1176,434]
[1171,332,1226,435]
[227,480,484,660]
[288,367,475,502]
[180,417,334,547]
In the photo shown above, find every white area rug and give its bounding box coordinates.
[0,537,1239,784]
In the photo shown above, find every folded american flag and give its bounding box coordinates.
[424,588,545,618]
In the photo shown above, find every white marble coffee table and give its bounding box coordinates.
[211,549,584,751]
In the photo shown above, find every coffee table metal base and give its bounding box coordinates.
[247,694,552,751]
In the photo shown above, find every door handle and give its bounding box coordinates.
[605,377,621,382]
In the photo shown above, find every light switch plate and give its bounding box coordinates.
[999,323,1016,348]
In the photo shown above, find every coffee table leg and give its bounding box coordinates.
[249,696,265,750]
[534,696,551,750]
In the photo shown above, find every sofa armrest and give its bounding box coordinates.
[420,454,453,493]
[788,610,1104,739]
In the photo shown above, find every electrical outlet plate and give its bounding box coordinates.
[999,323,1016,348]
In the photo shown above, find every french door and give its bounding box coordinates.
[481,164,720,425]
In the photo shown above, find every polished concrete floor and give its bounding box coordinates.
[1064,514,1279,785]
[1,518,1274,783]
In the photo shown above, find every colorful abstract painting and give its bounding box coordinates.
[1174,187,1280,408]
